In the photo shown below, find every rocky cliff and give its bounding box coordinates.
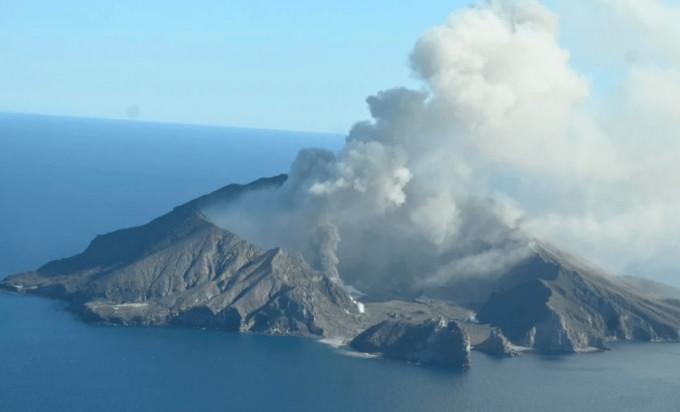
[0,176,361,338]
[476,242,680,352]
[350,318,471,367]
[475,327,518,357]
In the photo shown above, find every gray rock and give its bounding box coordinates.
[350,318,471,368]
[617,276,680,300]
[477,242,680,352]
[475,327,518,357]
[0,176,361,338]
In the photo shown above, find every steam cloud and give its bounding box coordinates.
[207,0,680,293]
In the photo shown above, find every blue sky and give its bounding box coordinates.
[1,0,613,133]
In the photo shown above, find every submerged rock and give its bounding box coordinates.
[350,318,471,368]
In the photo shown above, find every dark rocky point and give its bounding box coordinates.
[350,318,471,368]
[475,327,518,357]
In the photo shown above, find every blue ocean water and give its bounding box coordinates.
[0,112,343,276]
[2,113,680,411]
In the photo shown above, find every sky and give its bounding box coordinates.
[1,0,472,133]
[0,0,638,133]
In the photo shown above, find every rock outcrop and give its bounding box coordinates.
[350,318,471,368]
[475,327,518,357]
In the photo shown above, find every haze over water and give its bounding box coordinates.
[2,114,680,411]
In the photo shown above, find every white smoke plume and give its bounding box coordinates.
[207,0,680,292]
[309,224,341,281]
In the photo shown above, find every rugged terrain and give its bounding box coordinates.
[476,243,680,352]
[3,175,680,366]
[350,318,471,368]
[1,176,361,338]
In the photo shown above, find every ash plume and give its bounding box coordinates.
[206,0,680,292]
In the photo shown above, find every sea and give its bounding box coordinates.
[1,112,680,411]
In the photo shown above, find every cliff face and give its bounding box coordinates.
[476,243,680,352]
[1,176,361,338]
[475,328,518,357]
[350,318,471,368]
